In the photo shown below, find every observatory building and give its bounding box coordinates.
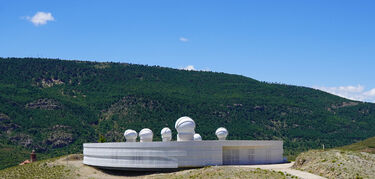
[83,116,284,170]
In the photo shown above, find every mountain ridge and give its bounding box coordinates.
[1,57,375,169]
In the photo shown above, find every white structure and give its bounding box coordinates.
[215,127,228,140]
[84,140,283,170]
[139,128,153,142]
[175,116,195,141]
[124,129,137,142]
[161,127,172,142]
[83,117,284,170]
[194,133,202,141]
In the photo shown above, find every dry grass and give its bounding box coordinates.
[152,166,298,179]
[0,156,74,179]
[293,149,375,179]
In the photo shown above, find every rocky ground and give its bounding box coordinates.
[293,149,375,179]
[25,98,61,110]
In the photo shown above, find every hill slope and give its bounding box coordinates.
[1,57,375,169]
[293,149,375,178]
[338,136,375,154]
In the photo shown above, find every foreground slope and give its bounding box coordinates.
[0,154,298,179]
[1,57,375,169]
[293,149,375,178]
[293,137,375,178]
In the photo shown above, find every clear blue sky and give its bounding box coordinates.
[1,0,375,102]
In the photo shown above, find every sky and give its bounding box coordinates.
[1,0,375,102]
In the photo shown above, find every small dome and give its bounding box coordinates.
[175,116,196,133]
[161,127,172,137]
[124,129,137,142]
[139,128,153,142]
[215,127,228,140]
[193,133,202,141]
[161,127,172,142]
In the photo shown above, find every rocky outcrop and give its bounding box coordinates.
[101,96,160,120]
[0,123,19,131]
[38,78,64,88]
[327,101,360,113]
[0,113,10,121]
[45,125,74,148]
[331,101,359,109]
[25,98,61,110]
[51,125,70,130]
[10,134,33,148]
[0,113,19,135]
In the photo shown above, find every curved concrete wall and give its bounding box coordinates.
[83,140,283,170]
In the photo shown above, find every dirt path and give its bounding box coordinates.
[234,162,326,179]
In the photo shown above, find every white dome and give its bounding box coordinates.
[139,128,153,142]
[215,127,228,140]
[124,129,137,142]
[175,116,196,133]
[161,127,172,136]
[193,133,202,141]
[161,127,172,142]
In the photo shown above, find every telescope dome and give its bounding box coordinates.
[124,129,137,142]
[175,116,196,133]
[161,127,172,142]
[139,128,153,142]
[193,133,202,141]
[215,127,228,140]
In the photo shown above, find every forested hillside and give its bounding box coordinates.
[1,57,375,169]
